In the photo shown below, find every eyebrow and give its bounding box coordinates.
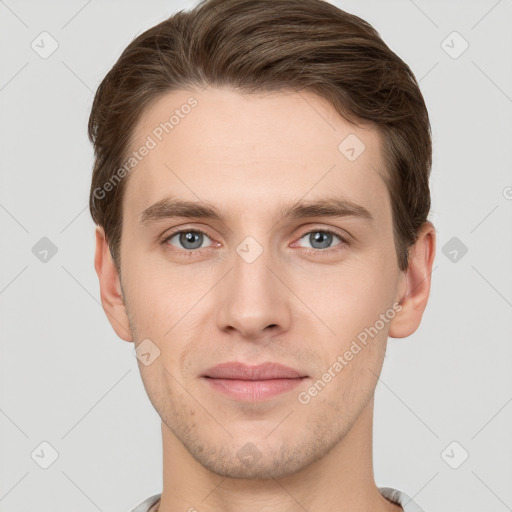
[139,196,374,226]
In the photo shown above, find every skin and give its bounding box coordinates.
[94,86,435,512]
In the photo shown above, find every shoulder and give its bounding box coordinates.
[130,493,161,512]
[379,487,429,512]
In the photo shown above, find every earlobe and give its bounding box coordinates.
[94,226,133,342]
[388,221,436,339]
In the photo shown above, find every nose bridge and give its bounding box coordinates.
[216,234,290,337]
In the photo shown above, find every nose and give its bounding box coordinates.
[215,243,292,340]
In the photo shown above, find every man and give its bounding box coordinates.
[89,0,436,510]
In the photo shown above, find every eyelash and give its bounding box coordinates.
[160,227,350,257]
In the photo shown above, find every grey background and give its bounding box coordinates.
[1,0,511,510]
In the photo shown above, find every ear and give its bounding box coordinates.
[388,221,436,338]
[94,226,133,342]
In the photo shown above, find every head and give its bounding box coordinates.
[90,0,435,479]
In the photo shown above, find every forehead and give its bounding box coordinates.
[122,86,389,225]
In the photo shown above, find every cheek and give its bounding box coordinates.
[123,256,194,328]
[305,255,397,339]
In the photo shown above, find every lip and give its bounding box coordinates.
[202,362,307,402]
[203,362,305,380]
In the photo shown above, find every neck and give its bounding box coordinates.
[157,396,401,512]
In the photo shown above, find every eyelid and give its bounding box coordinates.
[160,224,351,254]
[161,226,218,250]
[291,226,350,249]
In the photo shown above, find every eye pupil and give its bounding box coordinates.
[310,231,333,249]
[180,231,203,250]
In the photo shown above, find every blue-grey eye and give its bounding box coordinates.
[168,230,211,250]
[298,230,342,250]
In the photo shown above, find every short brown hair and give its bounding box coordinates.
[88,0,432,272]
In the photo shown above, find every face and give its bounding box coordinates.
[114,86,407,479]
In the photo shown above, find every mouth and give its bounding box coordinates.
[201,362,308,402]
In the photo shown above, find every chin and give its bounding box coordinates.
[184,434,331,481]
